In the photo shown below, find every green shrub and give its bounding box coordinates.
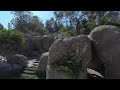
[42,28,49,35]
[0,29,26,48]
[86,20,96,31]
[58,27,76,37]
[52,50,81,79]
[31,28,49,36]
[34,27,49,35]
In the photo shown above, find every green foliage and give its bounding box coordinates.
[86,20,96,31]
[54,11,120,35]
[10,11,47,35]
[35,28,49,35]
[97,16,108,25]
[45,17,59,33]
[98,16,120,27]
[30,28,49,36]
[43,28,49,35]
[52,51,81,79]
[0,23,4,29]
[0,29,26,48]
[58,27,76,37]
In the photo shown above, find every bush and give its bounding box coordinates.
[58,27,76,37]
[0,29,26,48]
[34,26,49,35]
[52,50,81,79]
[86,20,96,31]
[31,28,49,36]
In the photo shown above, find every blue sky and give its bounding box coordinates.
[0,11,54,29]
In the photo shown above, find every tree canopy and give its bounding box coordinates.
[0,23,4,30]
[3,11,120,36]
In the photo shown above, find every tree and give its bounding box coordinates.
[0,23,4,29]
[53,11,87,35]
[27,16,45,33]
[10,11,33,33]
[10,11,47,35]
[82,11,120,30]
[54,11,64,30]
[45,17,59,33]
[8,23,12,30]
[53,11,120,35]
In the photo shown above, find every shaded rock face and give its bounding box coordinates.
[0,62,23,79]
[37,52,49,79]
[38,52,49,71]
[24,34,33,50]
[31,35,55,53]
[32,36,43,52]
[89,25,120,79]
[6,54,28,68]
[49,35,54,48]
[46,35,92,79]
[21,34,33,56]
[87,41,105,77]
[43,35,50,52]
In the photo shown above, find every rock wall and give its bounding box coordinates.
[46,35,92,79]
[89,25,120,79]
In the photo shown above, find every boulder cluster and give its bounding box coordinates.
[44,25,120,79]
[1,25,120,79]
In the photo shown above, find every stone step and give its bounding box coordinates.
[34,61,40,63]
[33,63,39,66]
[25,67,38,71]
[21,73,38,79]
[23,70,36,74]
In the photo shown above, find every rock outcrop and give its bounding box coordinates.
[32,36,43,52]
[0,62,23,79]
[37,52,49,79]
[46,35,92,79]
[43,35,50,52]
[89,25,120,79]
[6,54,28,68]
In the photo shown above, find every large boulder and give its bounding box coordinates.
[6,54,28,67]
[89,25,120,79]
[22,34,33,56]
[87,41,105,76]
[43,35,50,52]
[0,62,23,79]
[32,36,43,52]
[46,64,71,79]
[37,52,49,79]
[46,35,92,79]
[38,52,49,71]
[49,35,54,48]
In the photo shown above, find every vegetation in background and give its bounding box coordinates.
[1,11,119,47]
[5,11,120,37]
[0,29,26,48]
[53,11,120,35]
[9,11,48,35]
[58,27,76,37]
